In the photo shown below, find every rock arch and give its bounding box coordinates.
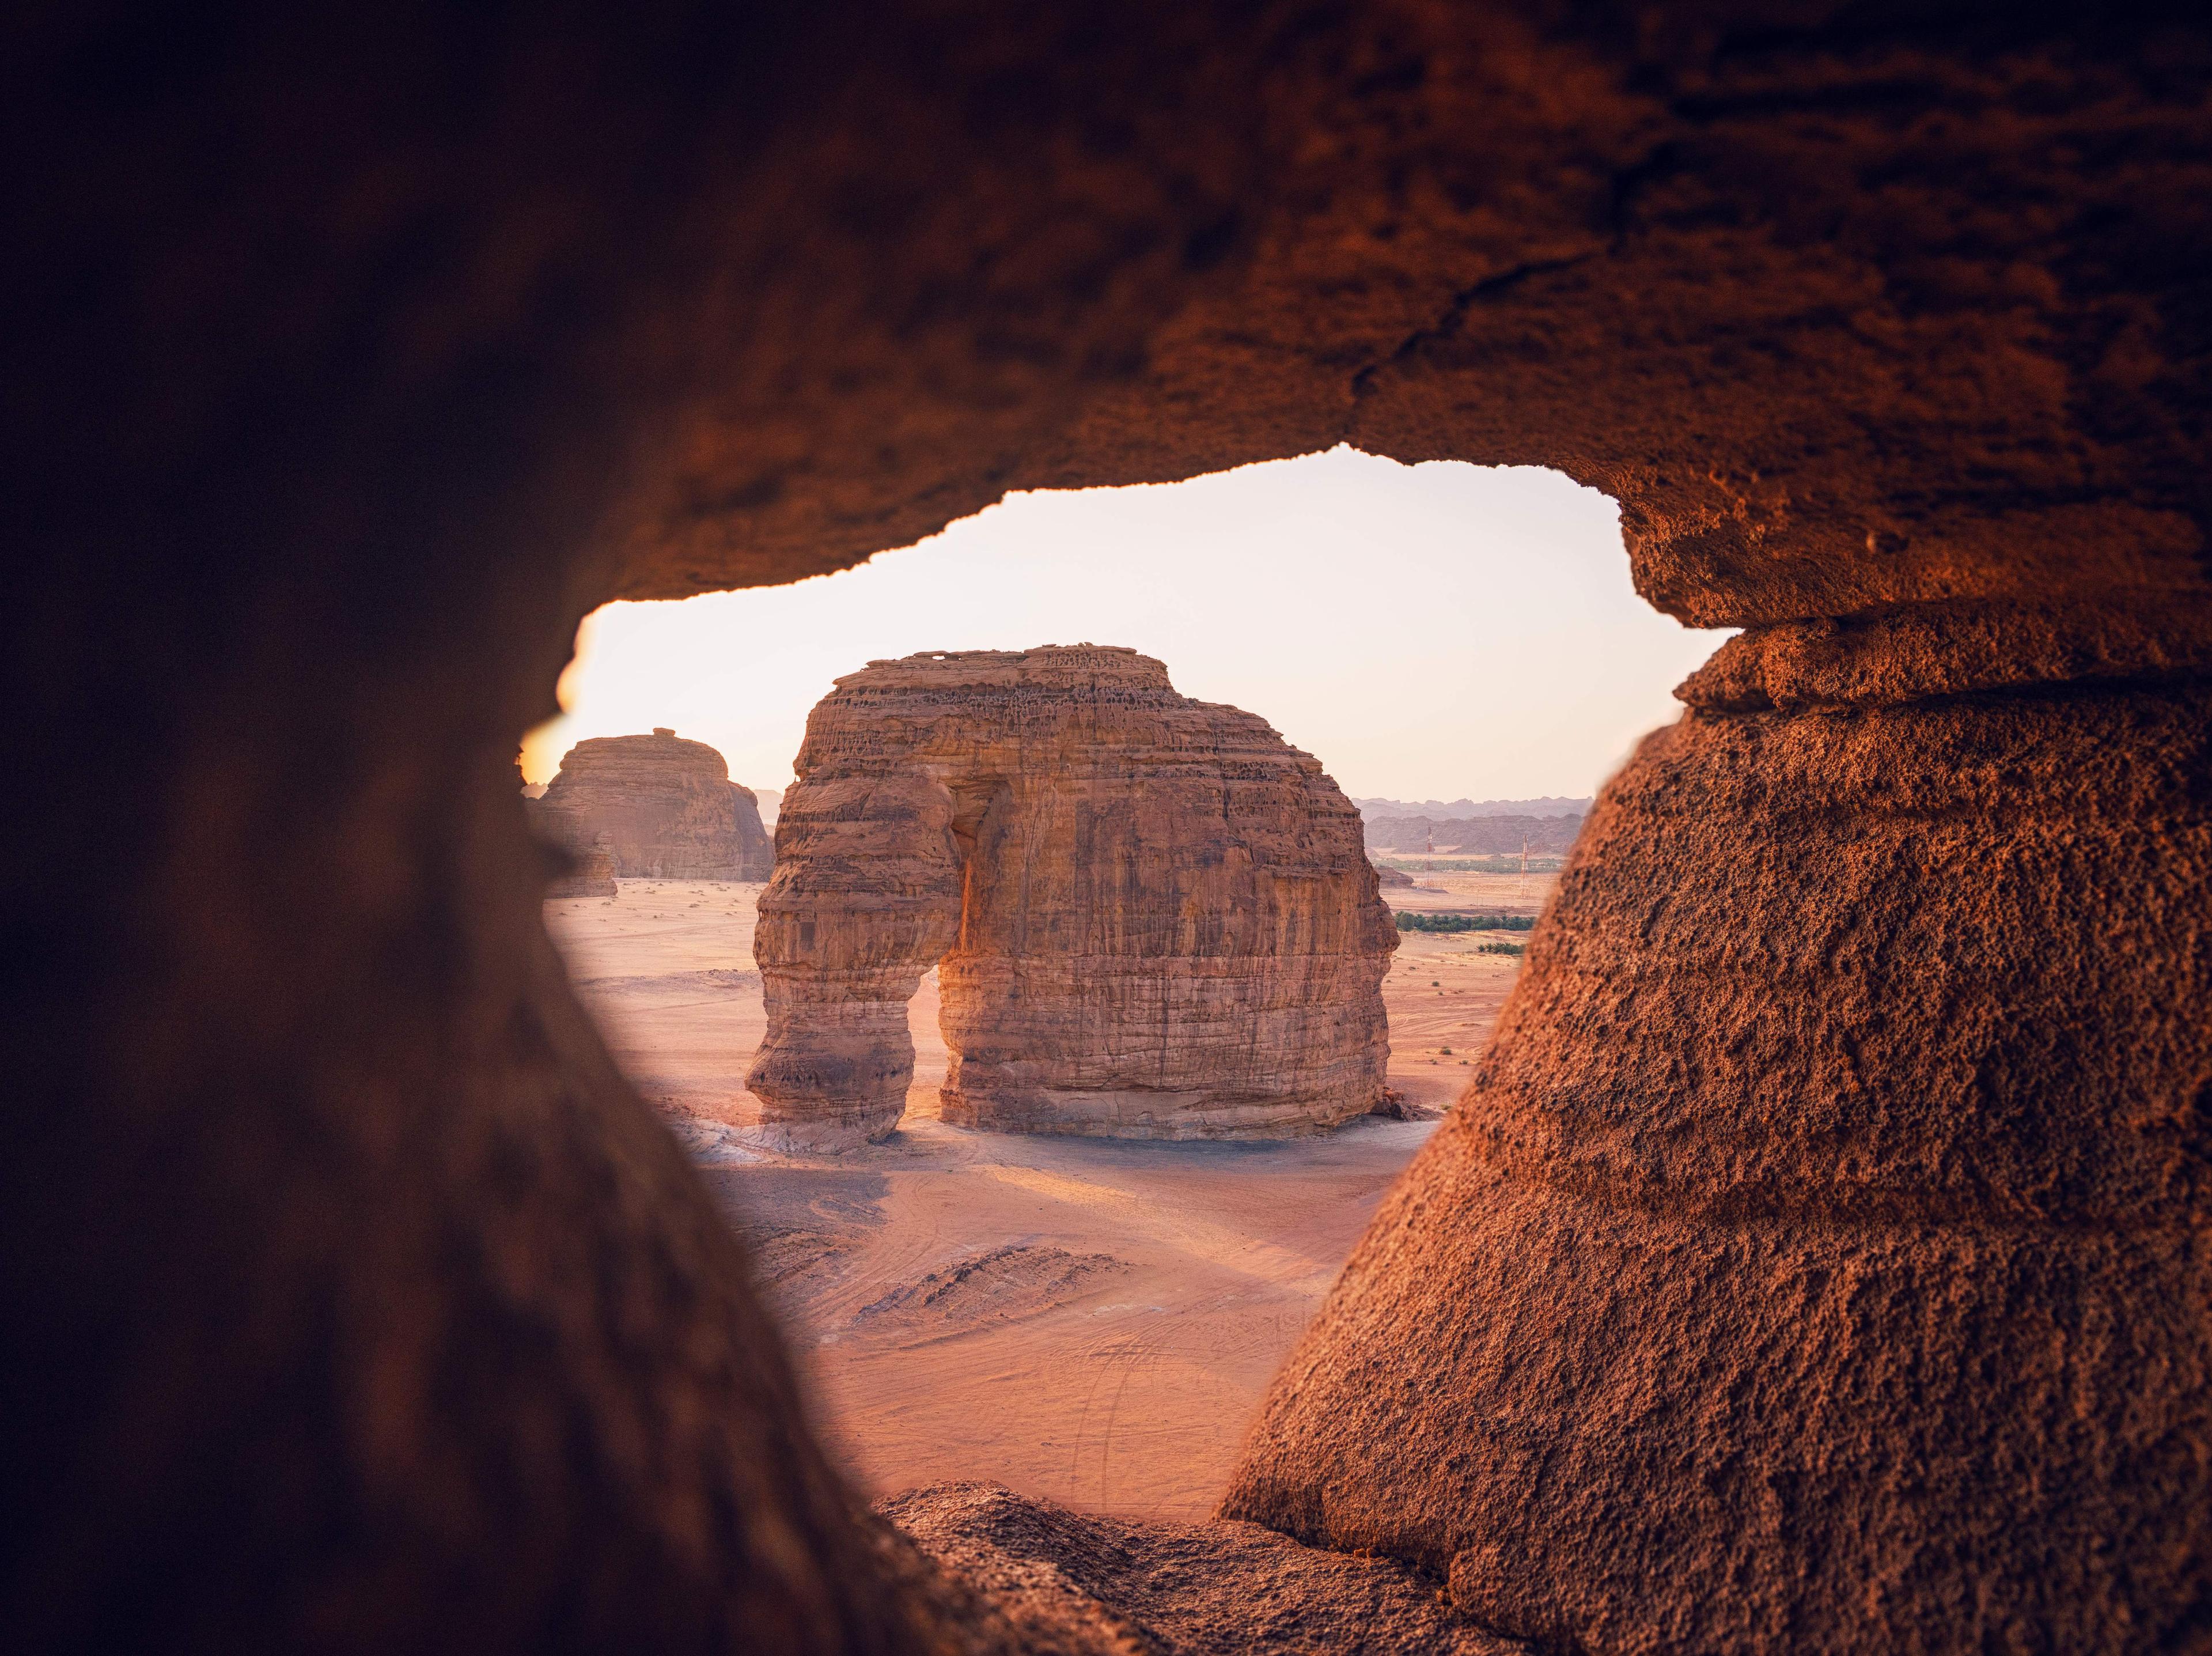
[744,646,1396,1150]
[11,3,2209,1653]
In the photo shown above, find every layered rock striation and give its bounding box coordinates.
[747,646,1396,1151]
[535,729,772,881]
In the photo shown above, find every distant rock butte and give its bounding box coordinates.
[1373,864,1415,888]
[748,645,1397,1150]
[533,729,772,880]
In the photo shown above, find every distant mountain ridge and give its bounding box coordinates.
[1364,813,1584,855]
[1351,795,1592,821]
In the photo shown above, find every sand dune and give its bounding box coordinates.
[853,1244,1132,1347]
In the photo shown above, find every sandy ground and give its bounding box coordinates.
[547,869,1550,1519]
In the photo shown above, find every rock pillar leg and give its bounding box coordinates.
[1222,623,2212,1653]
[747,772,963,1151]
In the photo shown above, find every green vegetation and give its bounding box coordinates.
[1395,912,1535,933]
[1476,941,1525,956]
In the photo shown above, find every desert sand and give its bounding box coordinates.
[547,868,1548,1520]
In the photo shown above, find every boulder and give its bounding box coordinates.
[747,646,1396,1150]
[882,1482,1518,1656]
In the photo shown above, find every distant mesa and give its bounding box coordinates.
[530,729,773,881]
[1364,811,1584,856]
[1352,794,1592,819]
[1372,864,1415,889]
[748,645,1398,1151]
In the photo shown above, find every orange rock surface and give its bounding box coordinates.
[534,729,772,881]
[748,647,1396,1150]
[1224,680,2212,1651]
[22,3,2212,1650]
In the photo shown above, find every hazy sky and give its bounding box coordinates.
[522,447,1732,803]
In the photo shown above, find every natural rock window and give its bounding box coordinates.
[40,10,2209,1647]
[745,644,1398,1150]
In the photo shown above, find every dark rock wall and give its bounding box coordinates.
[7,3,2207,1653]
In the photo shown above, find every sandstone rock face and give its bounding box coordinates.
[1224,676,2212,1653]
[24,5,2212,1653]
[747,646,1395,1151]
[1372,864,1414,889]
[536,730,772,880]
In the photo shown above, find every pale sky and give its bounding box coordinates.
[522,447,1732,803]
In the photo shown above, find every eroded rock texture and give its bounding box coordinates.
[535,729,772,880]
[884,1483,1522,1656]
[1225,676,2212,1651]
[748,647,1395,1150]
[14,3,2212,1654]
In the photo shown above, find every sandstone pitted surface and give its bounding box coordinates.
[536,729,772,881]
[1224,680,2212,1653]
[747,646,1396,1151]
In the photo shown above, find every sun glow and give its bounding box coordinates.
[521,447,1732,800]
